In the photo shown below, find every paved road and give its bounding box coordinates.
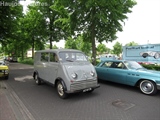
[1,62,160,120]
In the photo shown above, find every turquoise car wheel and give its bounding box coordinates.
[139,80,157,95]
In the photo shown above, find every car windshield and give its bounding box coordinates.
[0,61,5,65]
[59,51,88,62]
[124,61,144,70]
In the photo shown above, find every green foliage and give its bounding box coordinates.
[1,0,137,65]
[141,64,160,71]
[53,45,58,49]
[18,57,34,65]
[0,1,23,57]
[125,41,139,46]
[0,0,23,43]
[52,0,137,65]
[97,44,108,55]
[112,41,122,56]
[65,35,91,56]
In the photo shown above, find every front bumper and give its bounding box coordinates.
[0,73,9,77]
[157,84,160,90]
[66,79,100,93]
[66,84,100,93]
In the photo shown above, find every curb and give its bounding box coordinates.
[0,81,35,120]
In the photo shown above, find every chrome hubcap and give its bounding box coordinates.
[57,83,64,96]
[35,75,38,83]
[141,81,153,93]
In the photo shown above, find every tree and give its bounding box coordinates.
[23,4,48,58]
[112,41,122,56]
[53,45,58,49]
[0,1,23,57]
[33,0,69,49]
[125,41,138,46]
[0,0,23,44]
[97,44,107,55]
[65,35,91,56]
[51,0,137,65]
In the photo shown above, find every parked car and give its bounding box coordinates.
[0,60,9,80]
[8,56,18,62]
[140,51,160,59]
[33,49,100,99]
[95,60,160,95]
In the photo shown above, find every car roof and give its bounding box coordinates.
[101,59,124,62]
[0,60,4,63]
[35,49,82,53]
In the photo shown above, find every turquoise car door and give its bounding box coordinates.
[106,62,127,84]
[125,70,140,86]
[96,66,110,80]
[107,68,127,84]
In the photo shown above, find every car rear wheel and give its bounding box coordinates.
[142,53,148,58]
[35,74,41,85]
[5,75,9,80]
[154,52,160,59]
[139,80,157,95]
[56,81,68,99]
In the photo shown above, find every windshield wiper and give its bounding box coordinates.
[136,68,145,70]
[66,59,73,62]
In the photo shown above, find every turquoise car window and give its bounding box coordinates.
[117,62,126,69]
[124,61,144,69]
[101,62,113,67]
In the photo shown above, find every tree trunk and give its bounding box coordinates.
[91,32,96,65]
[32,37,35,59]
[49,36,52,49]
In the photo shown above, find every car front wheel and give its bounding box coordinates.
[154,52,160,59]
[56,81,68,99]
[139,80,157,95]
[35,74,41,85]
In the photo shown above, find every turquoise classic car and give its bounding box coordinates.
[95,60,160,95]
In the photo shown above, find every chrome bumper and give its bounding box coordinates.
[157,84,160,90]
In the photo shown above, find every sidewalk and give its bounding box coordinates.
[0,80,35,120]
[0,80,16,120]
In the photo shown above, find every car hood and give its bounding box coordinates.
[63,62,96,81]
[0,65,8,70]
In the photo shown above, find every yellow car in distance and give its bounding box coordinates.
[0,60,9,80]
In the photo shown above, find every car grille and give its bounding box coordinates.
[70,79,98,91]
[0,70,4,72]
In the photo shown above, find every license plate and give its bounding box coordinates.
[83,88,92,92]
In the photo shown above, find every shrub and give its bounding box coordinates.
[141,64,160,71]
[18,57,33,65]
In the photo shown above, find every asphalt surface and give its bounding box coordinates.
[0,62,160,120]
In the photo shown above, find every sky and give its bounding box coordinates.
[20,0,160,49]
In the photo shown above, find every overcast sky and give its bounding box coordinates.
[106,0,160,48]
[21,0,160,49]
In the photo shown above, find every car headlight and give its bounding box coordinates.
[90,71,95,77]
[5,70,9,73]
[71,73,77,79]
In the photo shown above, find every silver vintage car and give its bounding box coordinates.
[33,49,100,99]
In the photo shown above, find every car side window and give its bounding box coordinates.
[110,62,126,69]
[117,62,126,69]
[50,53,59,62]
[110,62,120,68]
[41,53,49,62]
[101,62,113,67]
